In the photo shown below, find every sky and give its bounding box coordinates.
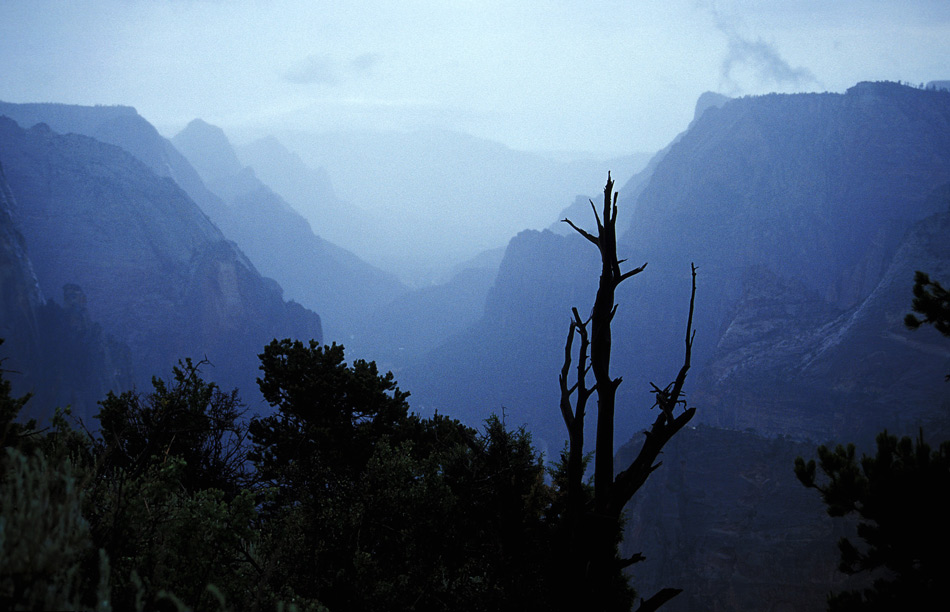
[1,0,949,156]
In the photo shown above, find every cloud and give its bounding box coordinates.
[283,52,381,85]
[349,53,380,74]
[719,33,820,92]
[706,4,821,93]
[284,54,338,85]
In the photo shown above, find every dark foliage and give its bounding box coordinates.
[96,358,248,495]
[1,334,566,610]
[905,270,950,381]
[904,270,950,337]
[249,339,409,498]
[795,431,950,610]
[0,339,35,452]
[248,338,557,611]
[2,327,669,610]
[88,360,256,611]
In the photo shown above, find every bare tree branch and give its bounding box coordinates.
[618,552,646,568]
[559,319,578,431]
[619,262,649,283]
[634,589,683,612]
[611,264,698,514]
[589,199,604,234]
[562,218,600,246]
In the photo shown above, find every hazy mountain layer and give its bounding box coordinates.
[266,128,647,284]
[0,116,321,415]
[235,136,360,247]
[402,228,601,454]
[550,91,732,238]
[356,264,499,377]
[0,101,234,224]
[172,119,408,346]
[0,101,408,352]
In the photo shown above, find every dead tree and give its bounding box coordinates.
[559,172,697,612]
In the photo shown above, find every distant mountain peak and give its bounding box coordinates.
[173,119,244,181]
[693,91,731,122]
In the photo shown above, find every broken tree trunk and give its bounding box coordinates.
[559,172,697,612]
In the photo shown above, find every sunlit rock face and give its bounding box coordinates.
[414,82,950,447]
[0,116,321,413]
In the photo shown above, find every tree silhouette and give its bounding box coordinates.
[558,173,697,612]
[795,431,950,610]
[904,271,950,338]
[248,339,558,611]
[905,270,950,381]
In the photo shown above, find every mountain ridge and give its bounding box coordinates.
[0,115,321,418]
[407,82,950,447]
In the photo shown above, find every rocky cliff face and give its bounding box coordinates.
[0,116,321,416]
[0,158,44,380]
[0,102,382,345]
[546,91,730,238]
[1,157,131,420]
[696,202,950,442]
[405,86,950,608]
[627,82,950,310]
[0,102,403,358]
